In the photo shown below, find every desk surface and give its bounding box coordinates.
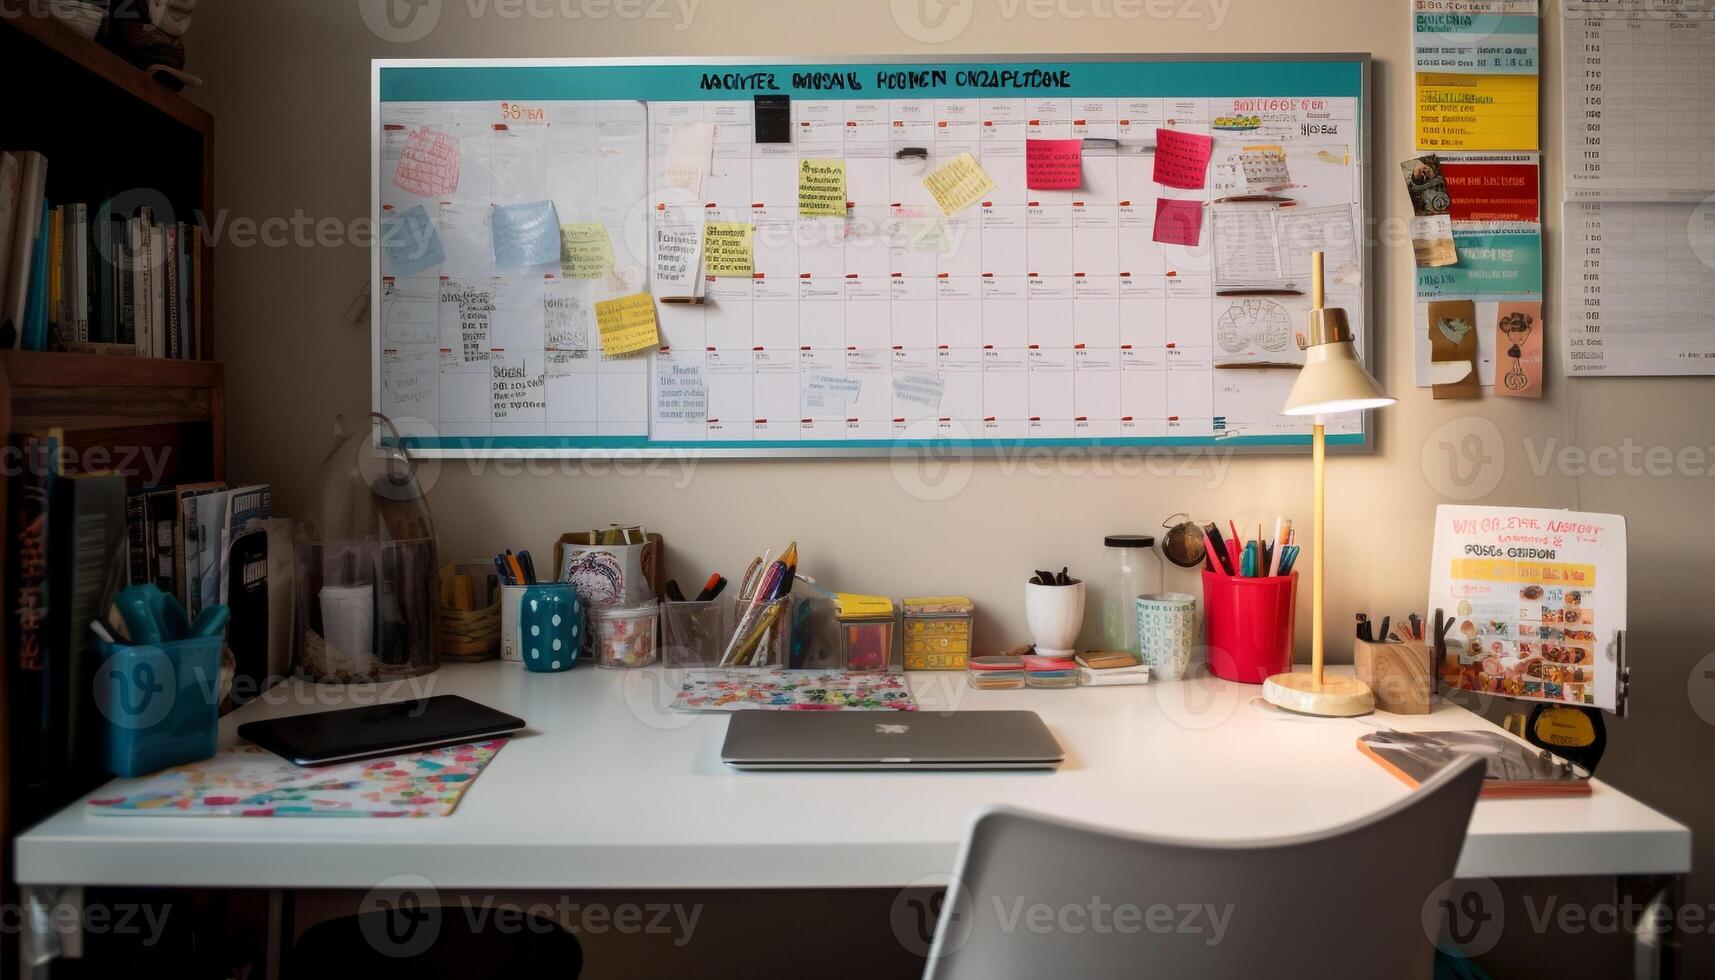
[14,663,1691,890]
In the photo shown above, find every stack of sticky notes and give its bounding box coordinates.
[1075,652,1150,687]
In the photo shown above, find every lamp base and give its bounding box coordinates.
[1262,671,1375,718]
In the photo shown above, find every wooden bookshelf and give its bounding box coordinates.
[1,0,216,359]
[0,4,224,962]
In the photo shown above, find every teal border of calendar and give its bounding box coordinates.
[374,55,1372,456]
[380,58,1363,103]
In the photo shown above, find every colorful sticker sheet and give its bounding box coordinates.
[88,740,508,817]
[672,669,917,712]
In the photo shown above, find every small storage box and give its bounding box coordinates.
[902,596,974,670]
[835,593,896,673]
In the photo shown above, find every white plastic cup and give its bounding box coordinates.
[319,584,375,673]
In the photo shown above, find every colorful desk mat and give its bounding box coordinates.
[672,669,917,712]
[88,739,507,817]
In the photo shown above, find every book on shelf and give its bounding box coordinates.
[0,150,202,357]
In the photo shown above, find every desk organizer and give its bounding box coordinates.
[436,561,501,662]
[662,598,730,668]
[95,634,224,778]
[1354,637,1433,714]
[1202,570,1298,684]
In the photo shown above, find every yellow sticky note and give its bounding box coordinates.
[560,223,614,280]
[594,292,660,358]
[703,222,754,277]
[922,152,996,216]
[798,158,848,217]
[1414,72,1539,151]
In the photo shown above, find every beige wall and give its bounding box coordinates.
[188,0,1712,968]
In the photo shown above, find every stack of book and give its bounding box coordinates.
[6,430,276,797]
[0,150,202,357]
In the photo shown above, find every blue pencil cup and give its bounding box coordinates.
[518,583,584,673]
[94,634,224,778]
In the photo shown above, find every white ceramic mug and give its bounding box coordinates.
[1025,580,1086,657]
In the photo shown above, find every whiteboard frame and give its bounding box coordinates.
[372,53,1375,459]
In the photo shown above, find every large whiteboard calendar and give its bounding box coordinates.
[373,57,1373,456]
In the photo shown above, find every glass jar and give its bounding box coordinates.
[294,414,439,683]
[1099,534,1162,655]
[591,602,660,668]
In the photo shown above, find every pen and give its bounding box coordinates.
[494,555,515,587]
[518,550,537,585]
[1205,523,1236,576]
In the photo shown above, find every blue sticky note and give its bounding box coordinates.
[491,200,561,269]
[382,205,446,277]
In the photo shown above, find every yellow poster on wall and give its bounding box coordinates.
[1414,73,1539,152]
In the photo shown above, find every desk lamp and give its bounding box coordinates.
[1262,252,1396,717]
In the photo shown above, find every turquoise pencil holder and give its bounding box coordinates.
[94,634,224,778]
[518,583,584,672]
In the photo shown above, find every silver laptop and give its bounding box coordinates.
[721,710,1064,770]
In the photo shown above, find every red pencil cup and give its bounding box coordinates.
[1202,569,1298,684]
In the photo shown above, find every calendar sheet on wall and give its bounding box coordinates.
[1560,2,1715,376]
[373,57,1372,457]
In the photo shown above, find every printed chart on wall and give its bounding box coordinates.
[1408,2,1544,398]
[373,57,1371,457]
[1428,505,1626,712]
[1560,0,1715,377]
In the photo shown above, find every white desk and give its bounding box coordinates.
[15,662,1690,890]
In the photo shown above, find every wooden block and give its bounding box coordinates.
[1354,638,1432,715]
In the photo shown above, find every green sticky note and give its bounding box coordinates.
[560,223,613,280]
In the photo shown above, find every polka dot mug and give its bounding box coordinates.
[517,583,584,673]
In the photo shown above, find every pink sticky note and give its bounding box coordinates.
[1026,139,1083,190]
[1152,199,1204,246]
[1153,128,1214,190]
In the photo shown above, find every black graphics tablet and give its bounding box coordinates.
[238,696,525,766]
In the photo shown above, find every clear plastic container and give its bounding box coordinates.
[661,598,730,668]
[836,594,895,673]
[967,655,1025,690]
[1023,654,1080,689]
[1099,534,1162,656]
[591,602,659,668]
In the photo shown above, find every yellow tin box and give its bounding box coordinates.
[902,595,974,670]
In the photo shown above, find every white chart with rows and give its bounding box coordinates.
[377,95,1366,449]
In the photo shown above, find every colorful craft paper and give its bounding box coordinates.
[672,670,917,712]
[88,740,508,818]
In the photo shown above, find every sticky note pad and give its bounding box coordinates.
[595,292,660,358]
[560,223,614,280]
[922,153,996,217]
[703,222,755,277]
[1026,139,1083,190]
[1153,128,1215,190]
[798,159,848,217]
[491,200,561,269]
[1152,199,1203,247]
[394,126,461,197]
[381,204,446,277]
[754,95,792,144]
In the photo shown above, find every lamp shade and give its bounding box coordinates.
[1282,339,1396,417]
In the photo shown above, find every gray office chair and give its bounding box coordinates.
[924,756,1486,980]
